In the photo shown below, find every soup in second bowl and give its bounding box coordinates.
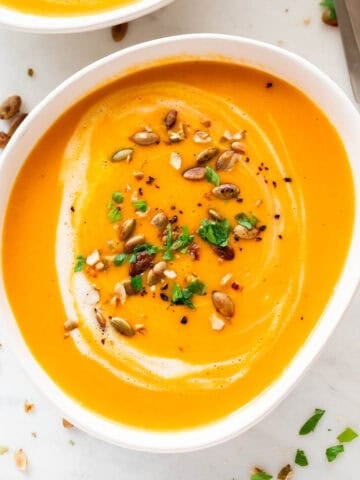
[2,59,354,430]
[0,0,137,16]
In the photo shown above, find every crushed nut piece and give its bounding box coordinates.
[86,249,100,266]
[14,449,27,471]
[164,269,177,279]
[24,401,34,413]
[0,95,21,119]
[62,418,74,428]
[64,319,78,332]
[0,131,10,148]
[210,313,225,331]
[220,273,233,286]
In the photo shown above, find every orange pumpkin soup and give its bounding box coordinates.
[2,60,354,430]
[0,0,136,16]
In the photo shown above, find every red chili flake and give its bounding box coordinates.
[160,283,168,291]
[138,187,143,196]
[245,157,250,163]
[180,316,188,325]
[266,82,273,88]
[160,293,169,302]
[236,197,243,203]
[255,237,262,242]
[169,215,178,224]
[274,214,280,219]
[170,205,176,210]
[179,210,184,214]
[278,234,283,239]
[283,177,292,182]
[197,202,202,207]
[70,205,75,212]
[259,225,267,232]
[101,338,105,345]
[231,281,241,291]
[272,181,277,188]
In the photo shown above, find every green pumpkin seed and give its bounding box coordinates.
[212,183,239,199]
[211,291,235,317]
[130,131,159,146]
[111,317,135,337]
[196,147,219,165]
[183,166,206,181]
[119,218,136,241]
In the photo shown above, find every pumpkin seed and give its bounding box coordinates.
[216,150,239,171]
[277,464,294,480]
[0,95,21,120]
[212,183,240,199]
[164,109,178,129]
[123,279,136,295]
[124,234,145,253]
[231,141,246,153]
[110,317,135,337]
[94,309,106,328]
[212,291,235,317]
[170,151,182,170]
[233,224,259,240]
[111,148,134,162]
[233,130,246,140]
[130,131,160,146]
[208,208,223,221]
[196,147,219,165]
[153,261,167,276]
[193,130,212,143]
[183,166,206,181]
[119,218,136,241]
[151,212,168,231]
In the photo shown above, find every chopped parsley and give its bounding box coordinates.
[163,224,174,261]
[171,226,194,253]
[113,253,127,266]
[235,212,258,230]
[198,219,231,247]
[205,166,220,186]
[133,243,162,255]
[295,449,308,467]
[299,408,325,435]
[112,191,124,203]
[250,472,272,480]
[337,427,358,443]
[130,275,143,292]
[108,203,122,223]
[74,255,86,272]
[320,0,336,20]
[133,200,148,212]
[171,280,207,309]
[326,444,344,462]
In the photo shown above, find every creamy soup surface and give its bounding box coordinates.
[3,59,354,430]
[0,0,136,16]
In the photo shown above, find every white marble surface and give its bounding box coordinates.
[0,0,359,478]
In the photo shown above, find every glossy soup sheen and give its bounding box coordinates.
[0,0,136,16]
[2,60,354,430]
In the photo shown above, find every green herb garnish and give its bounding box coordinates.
[205,166,220,186]
[295,449,308,467]
[133,243,161,255]
[299,408,325,435]
[198,219,231,247]
[171,226,194,253]
[337,427,358,443]
[112,191,124,204]
[235,212,258,230]
[108,203,122,223]
[113,253,127,266]
[326,444,344,462]
[171,280,207,309]
[250,472,272,480]
[133,200,148,212]
[163,224,174,261]
[74,255,86,272]
[130,275,143,292]
[320,0,336,20]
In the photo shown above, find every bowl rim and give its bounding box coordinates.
[1,33,360,453]
[0,0,173,34]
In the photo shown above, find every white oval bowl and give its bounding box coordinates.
[0,0,174,34]
[1,34,360,453]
